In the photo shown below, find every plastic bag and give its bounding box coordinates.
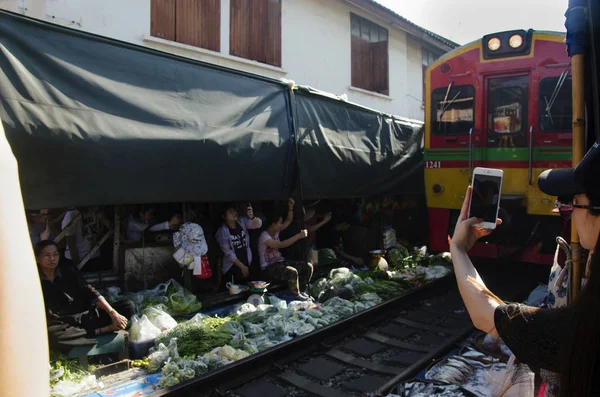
[147,338,179,373]
[106,286,121,303]
[266,295,287,311]
[360,292,382,303]
[50,375,101,397]
[309,278,329,299]
[219,321,245,335]
[288,301,312,311]
[243,321,266,336]
[130,315,162,343]
[169,290,202,315]
[236,303,257,315]
[143,305,178,332]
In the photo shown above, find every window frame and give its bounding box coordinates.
[350,13,390,95]
[430,84,476,136]
[538,76,573,133]
[487,76,528,136]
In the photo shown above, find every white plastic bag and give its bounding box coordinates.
[148,338,179,373]
[143,305,177,332]
[130,314,162,343]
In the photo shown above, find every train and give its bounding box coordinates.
[424,29,572,265]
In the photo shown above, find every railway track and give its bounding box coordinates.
[159,262,546,397]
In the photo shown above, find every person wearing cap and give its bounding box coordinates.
[215,203,262,284]
[449,141,600,396]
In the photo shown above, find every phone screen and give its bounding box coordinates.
[470,174,502,223]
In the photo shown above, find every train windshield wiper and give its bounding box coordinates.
[438,91,461,128]
[544,70,569,125]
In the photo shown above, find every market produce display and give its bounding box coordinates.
[50,245,454,396]
[49,353,93,386]
[49,354,99,397]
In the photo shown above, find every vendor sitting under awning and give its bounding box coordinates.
[317,216,365,267]
[36,240,135,347]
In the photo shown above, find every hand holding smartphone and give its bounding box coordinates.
[468,167,503,229]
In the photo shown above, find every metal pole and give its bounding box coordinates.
[570,52,586,300]
[113,206,121,275]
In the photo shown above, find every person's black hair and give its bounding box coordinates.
[34,240,59,258]
[587,193,600,217]
[221,202,238,217]
[137,204,156,215]
[265,210,285,228]
[559,199,600,396]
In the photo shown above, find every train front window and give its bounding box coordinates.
[431,84,474,135]
[488,76,528,135]
[539,74,572,132]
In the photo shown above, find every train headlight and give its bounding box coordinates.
[509,34,523,48]
[487,38,501,51]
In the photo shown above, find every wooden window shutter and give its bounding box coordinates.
[350,13,388,94]
[151,0,176,41]
[230,0,281,67]
[266,0,282,67]
[176,0,221,52]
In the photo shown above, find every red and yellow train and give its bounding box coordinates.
[424,29,572,264]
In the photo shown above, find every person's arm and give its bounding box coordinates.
[63,210,81,263]
[450,186,504,336]
[244,204,262,229]
[128,217,151,233]
[264,230,307,250]
[335,248,364,266]
[216,227,243,266]
[0,125,49,396]
[308,213,332,233]
[148,221,169,232]
[281,198,295,231]
[73,269,128,330]
[95,296,128,330]
[216,227,249,277]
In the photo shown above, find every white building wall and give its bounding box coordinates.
[0,0,430,119]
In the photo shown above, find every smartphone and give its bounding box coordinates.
[468,167,503,229]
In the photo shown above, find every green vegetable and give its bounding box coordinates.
[200,316,233,332]
[429,253,452,268]
[356,280,409,300]
[387,246,409,269]
[49,352,94,386]
[318,249,337,265]
[155,322,232,358]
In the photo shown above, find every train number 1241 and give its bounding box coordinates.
[425,161,441,169]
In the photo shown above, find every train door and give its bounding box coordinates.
[484,74,530,196]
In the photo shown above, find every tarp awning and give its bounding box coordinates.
[295,88,424,199]
[0,10,423,209]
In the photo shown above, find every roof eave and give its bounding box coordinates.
[344,0,459,52]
